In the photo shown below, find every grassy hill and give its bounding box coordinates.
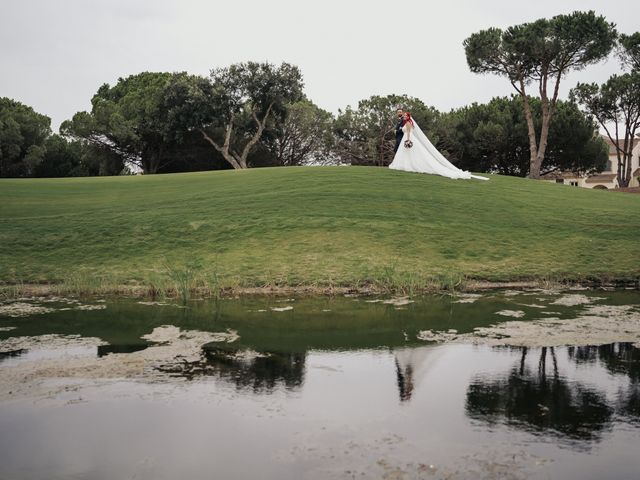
[1,166,639,294]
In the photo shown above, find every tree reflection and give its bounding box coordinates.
[154,345,306,394]
[568,343,640,424]
[466,346,614,441]
[204,347,306,393]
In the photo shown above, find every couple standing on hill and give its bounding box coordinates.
[389,108,488,181]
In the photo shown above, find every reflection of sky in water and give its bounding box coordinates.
[1,343,640,479]
[0,345,98,367]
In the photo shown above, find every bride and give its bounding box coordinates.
[389,112,488,181]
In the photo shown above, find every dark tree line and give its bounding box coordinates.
[0,87,611,179]
[436,96,608,176]
[0,97,124,177]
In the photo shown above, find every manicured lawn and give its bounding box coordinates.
[1,166,639,289]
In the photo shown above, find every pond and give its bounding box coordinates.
[1,290,639,479]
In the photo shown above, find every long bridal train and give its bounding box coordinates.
[389,119,489,181]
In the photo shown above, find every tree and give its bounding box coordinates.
[619,32,640,71]
[165,63,304,170]
[0,97,51,177]
[334,94,439,166]
[34,136,125,177]
[437,96,607,177]
[437,97,530,176]
[464,11,617,179]
[34,135,84,177]
[267,99,335,166]
[61,72,176,174]
[571,72,640,187]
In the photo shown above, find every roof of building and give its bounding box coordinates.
[540,171,582,180]
[585,173,617,184]
[601,134,640,155]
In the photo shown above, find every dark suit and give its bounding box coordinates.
[394,116,405,153]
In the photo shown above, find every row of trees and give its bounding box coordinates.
[0,84,609,178]
[0,98,124,177]
[1,11,638,181]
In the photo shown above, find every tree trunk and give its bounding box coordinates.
[532,106,553,179]
[530,70,559,179]
[620,151,629,188]
[514,76,541,178]
[198,126,243,170]
[237,103,275,169]
[520,97,539,178]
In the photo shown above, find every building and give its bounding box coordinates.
[542,134,640,189]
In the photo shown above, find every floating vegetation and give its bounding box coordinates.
[495,310,526,318]
[0,302,55,317]
[271,306,293,312]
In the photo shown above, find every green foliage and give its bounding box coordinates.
[0,97,51,177]
[163,62,305,169]
[210,62,303,123]
[437,96,607,176]
[61,72,177,174]
[334,94,439,166]
[207,61,305,168]
[266,98,335,166]
[618,32,640,71]
[34,134,83,177]
[464,11,617,84]
[31,135,124,177]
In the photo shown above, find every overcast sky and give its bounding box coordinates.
[1,0,638,131]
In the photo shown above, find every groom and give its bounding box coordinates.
[394,108,405,153]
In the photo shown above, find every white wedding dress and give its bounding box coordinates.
[389,119,489,180]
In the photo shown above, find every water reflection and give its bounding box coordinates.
[0,348,27,362]
[155,346,307,394]
[154,343,444,401]
[97,344,148,357]
[203,348,306,393]
[568,343,640,425]
[465,343,640,442]
[394,346,441,402]
[568,343,640,382]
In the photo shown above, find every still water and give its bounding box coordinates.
[1,291,639,479]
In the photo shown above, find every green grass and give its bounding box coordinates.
[1,166,639,293]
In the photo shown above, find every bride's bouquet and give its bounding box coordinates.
[404,140,413,149]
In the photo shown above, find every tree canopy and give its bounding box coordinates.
[0,98,51,177]
[61,72,177,174]
[464,11,617,178]
[266,98,335,166]
[163,62,304,169]
[619,32,640,71]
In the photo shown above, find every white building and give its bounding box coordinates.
[542,134,640,189]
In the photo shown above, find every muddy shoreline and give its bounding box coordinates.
[1,279,638,300]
